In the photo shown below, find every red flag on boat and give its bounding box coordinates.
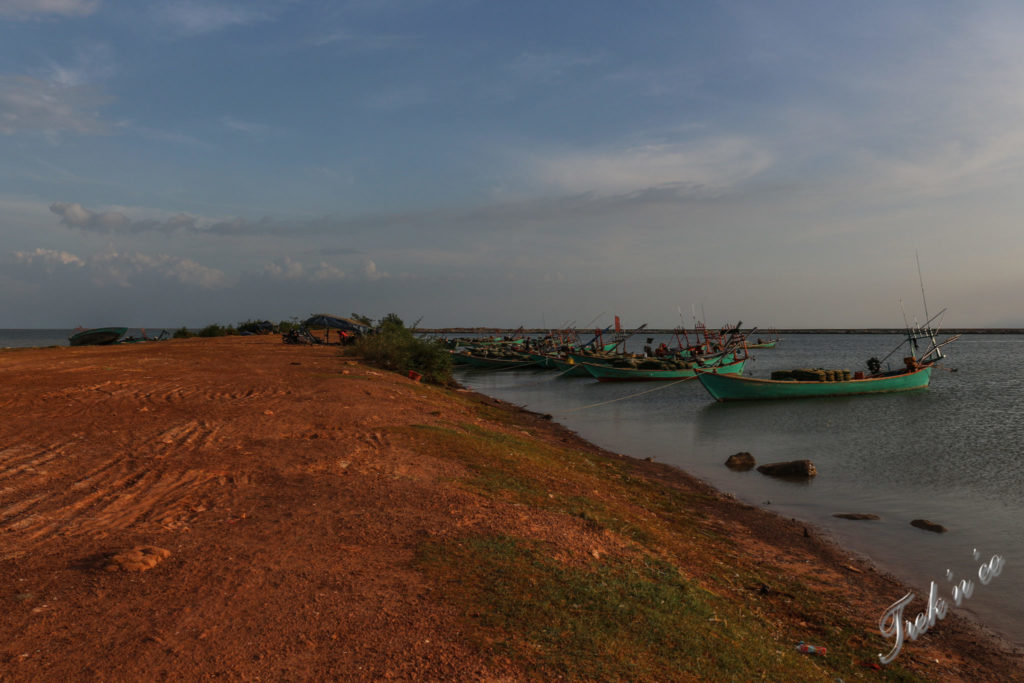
[614,316,621,332]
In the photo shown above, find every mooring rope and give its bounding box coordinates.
[554,376,696,415]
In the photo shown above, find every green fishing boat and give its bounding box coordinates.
[544,355,592,377]
[697,310,959,401]
[68,327,128,346]
[455,351,538,369]
[696,363,932,400]
[583,357,746,382]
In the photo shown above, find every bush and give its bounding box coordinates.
[237,319,275,334]
[354,314,452,385]
[197,324,237,337]
[173,326,194,339]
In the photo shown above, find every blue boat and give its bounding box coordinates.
[68,327,128,346]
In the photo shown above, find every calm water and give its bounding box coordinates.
[456,334,1024,646]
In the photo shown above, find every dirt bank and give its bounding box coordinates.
[1,336,1020,680]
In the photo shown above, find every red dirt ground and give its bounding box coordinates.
[1,336,1020,680]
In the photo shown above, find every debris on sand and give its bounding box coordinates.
[106,546,171,572]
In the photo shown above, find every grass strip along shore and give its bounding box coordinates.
[0,336,1019,679]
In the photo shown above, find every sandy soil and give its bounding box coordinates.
[1,336,1020,680]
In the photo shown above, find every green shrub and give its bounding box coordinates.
[237,319,276,334]
[197,324,237,337]
[173,326,194,339]
[354,314,452,385]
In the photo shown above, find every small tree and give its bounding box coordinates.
[354,315,452,385]
[350,312,374,327]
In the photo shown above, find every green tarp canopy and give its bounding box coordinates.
[303,314,371,334]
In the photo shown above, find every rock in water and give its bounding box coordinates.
[910,519,948,533]
[725,452,756,471]
[756,460,817,478]
[106,546,172,572]
[833,513,881,520]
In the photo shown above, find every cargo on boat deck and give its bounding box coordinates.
[770,368,852,382]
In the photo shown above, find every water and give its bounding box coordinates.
[455,334,1024,646]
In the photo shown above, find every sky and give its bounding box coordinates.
[3,0,1024,329]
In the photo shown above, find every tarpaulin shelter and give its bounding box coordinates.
[302,314,372,343]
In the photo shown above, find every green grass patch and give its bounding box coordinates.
[401,409,932,681]
[418,534,846,681]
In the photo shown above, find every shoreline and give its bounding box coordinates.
[463,386,1024,665]
[1,336,1021,679]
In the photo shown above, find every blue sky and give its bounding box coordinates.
[2,0,1024,328]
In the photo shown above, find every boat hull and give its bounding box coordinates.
[455,352,537,369]
[545,356,592,377]
[68,327,128,346]
[696,365,933,401]
[583,358,746,381]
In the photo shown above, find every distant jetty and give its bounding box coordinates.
[420,327,1024,335]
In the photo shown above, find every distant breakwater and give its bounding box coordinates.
[420,328,1024,335]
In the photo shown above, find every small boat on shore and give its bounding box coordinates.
[68,327,128,347]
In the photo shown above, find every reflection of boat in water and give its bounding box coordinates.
[68,327,128,346]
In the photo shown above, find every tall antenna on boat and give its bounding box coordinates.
[916,251,930,326]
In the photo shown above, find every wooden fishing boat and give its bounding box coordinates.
[697,311,958,401]
[68,327,128,346]
[746,328,781,349]
[454,351,538,370]
[583,357,746,382]
[696,363,932,400]
[543,355,592,377]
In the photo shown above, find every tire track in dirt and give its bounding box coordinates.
[0,410,227,550]
[2,460,219,549]
[0,443,72,480]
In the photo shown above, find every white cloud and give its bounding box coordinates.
[89,250,228,288]
[0,75,107,135]
[530,139,773,196]
[263,256,390,283]
[263,256,306,280]
[156,1,270,35]
[264,256,348,282]
[0,0,99,19]
[13,247,85,268]
[43,43,117,86]
[51,201,214,233]
[310,262,347,281]
[362,259,384,280]
[10,247,228,289]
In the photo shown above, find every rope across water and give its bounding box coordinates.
[554,376,696,415]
